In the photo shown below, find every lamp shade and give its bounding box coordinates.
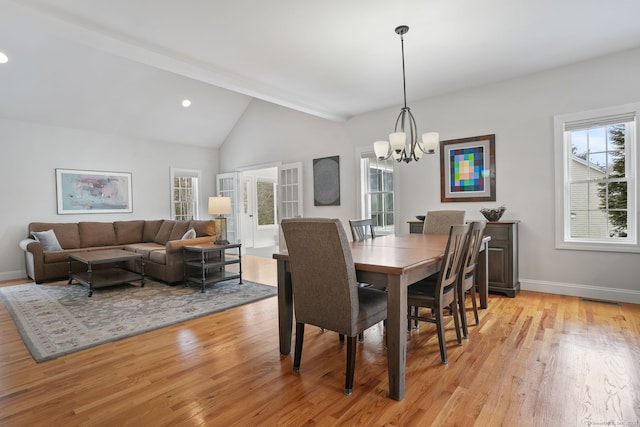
[374,140,390,158]
[389,132,406,152]
[208,196,232,215]
[422,132,439,153]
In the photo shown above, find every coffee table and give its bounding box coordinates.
[68,249,145,297]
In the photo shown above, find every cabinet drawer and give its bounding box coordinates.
[485,225,510,241]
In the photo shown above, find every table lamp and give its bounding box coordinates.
[208,196,232,244]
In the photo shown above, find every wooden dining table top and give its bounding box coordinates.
[274,233,450,276]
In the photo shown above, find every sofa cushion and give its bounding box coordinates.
[189,220,215,237]
[31,229,62,252]
[79,222,117,247]
[181,227,196,240]
[123,243,164,260]
[149,249,167,265]
[29,222,80,249]
[142,220,163,243]
[114,220,145,244]
[153,220,175,245]
[169,221,190,241]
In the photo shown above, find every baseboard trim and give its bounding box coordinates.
[0,270,28,282]
[521,279,640,304]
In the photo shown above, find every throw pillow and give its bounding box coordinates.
[31,229,63,252]
[181,227,196,240]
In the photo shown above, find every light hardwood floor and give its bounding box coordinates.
[1,256,639,426]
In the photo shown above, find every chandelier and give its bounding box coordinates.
[374,25,439,163]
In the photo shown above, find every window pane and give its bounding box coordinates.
[369,171,379,192]
[171,173,199,221]
[568,122,631,241]
[257,180,275,226]
[361,153,395,233]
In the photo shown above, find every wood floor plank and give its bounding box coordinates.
[1,256,639,426]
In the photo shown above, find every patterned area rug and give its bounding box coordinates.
[0,279,276,362]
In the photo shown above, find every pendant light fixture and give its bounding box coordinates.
[374,25,439,163]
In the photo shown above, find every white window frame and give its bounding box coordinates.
[170,168,201,220]
[554,103,639,253]
[356,147,398,235]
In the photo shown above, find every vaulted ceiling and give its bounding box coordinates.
[2,0,640,147]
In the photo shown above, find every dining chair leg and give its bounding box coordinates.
[459,292,470,339]
[345,336,357,395]
[452,301,463,346]
[358,332,364,342]
[293,322,305,372]
[470,286,480,325]
[435,307,448,364]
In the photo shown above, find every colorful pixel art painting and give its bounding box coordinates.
[449,146,485,193]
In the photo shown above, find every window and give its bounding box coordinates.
[359,150,396,234]
[170,168,201,221]
[554,104,639,252]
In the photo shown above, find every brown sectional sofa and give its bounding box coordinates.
[19,220,216,284]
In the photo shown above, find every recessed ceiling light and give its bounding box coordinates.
[182,99,191,107]
[0,51,8,64]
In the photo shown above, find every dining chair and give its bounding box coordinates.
[281,217,388,395]
[407,223,469,364]
[457,221,486,338]
[348,218,383,341]
[348,219,376,242]
[422,210,466,234]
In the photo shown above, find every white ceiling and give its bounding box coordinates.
[2,0,640,147]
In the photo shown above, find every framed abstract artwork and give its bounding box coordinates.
[440,134,496,202]
[313,155,340,206]
[56,169,133,214]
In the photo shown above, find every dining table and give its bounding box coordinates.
[273,232,490,401]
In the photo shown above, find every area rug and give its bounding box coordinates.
[0,279,276,362]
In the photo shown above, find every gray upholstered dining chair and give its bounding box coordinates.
[349,219,376,242]
[407,223,469,364]
[422,210,466,234]
[457,221,486,338]
[280,217,388,395]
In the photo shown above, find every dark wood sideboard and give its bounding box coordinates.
[408,219,520,297]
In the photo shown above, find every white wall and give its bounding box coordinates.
[220,48,640,303]
[0,118,218,280]
[219,99,358,221]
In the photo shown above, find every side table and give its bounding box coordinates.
[183,242,242,293]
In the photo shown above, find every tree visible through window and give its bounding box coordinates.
[256,178,276,226]
[597,125,627,236]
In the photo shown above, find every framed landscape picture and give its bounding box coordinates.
[56,169,133,214]
[440,134,496,202]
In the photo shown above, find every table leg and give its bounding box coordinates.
[386,275,407,401]
[87,263,93,297]
[277,260,293,355]
[200,251,206,293]
[140,258,145,287]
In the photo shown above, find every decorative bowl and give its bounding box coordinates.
[480,205,506,222]
[415,215,425,221]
